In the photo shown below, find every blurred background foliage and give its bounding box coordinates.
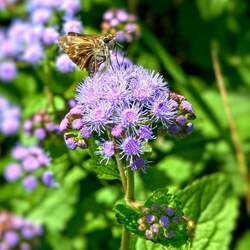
[0,0,250,249]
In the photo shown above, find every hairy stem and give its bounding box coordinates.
[211,43,250,214]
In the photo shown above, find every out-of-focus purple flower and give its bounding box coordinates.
[4,163,22,181]
[0,61,17,82]
[61,0,81,17]
[23,175,37,191]
[22,44,44,65]
[34,128,46,140]
[42,170,57,187]
[4,231,19,247]
[145,229,154,240]
[42,27,59,45]
[1,118,19,135]
[111,125,123,138]
[101,8,140,43]
[63,19,83,33]
[22,156,40,171]
[0,211,43,248]
[56,54,76,73]
[0,38,20,57]
[31,8,51,24]
[24,120,33,132]
[64,135,77,150]
[12,145,28,160]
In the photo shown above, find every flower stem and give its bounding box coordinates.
[114,152,127,193]
[121,169,135,250]
[211,42,250,214]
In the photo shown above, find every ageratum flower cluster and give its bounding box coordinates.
[4,145,57,191]
[0,0,82,82]
[23,109,59,141]
[102,8,140,43]
[0,211,43,249]
[0,96,20,136]
[60,65,196,170]
[137,204,187,245]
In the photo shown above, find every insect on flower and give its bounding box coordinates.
[58,32,116,75]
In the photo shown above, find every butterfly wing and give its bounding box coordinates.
[58,33,101,70]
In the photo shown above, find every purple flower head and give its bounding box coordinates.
[159,215,170,228]
[164,207,175,217]
[145,214,155,224]
[80,126,92,138]
[12,145,29,160]
[24,119,33,132]
[138,126,153,140]
[110,18,119,27]
[34,128,46,140]
[23,175,37,191]
[130,157,146,171]
[150,223,159,233]
[176,115,186,126]
[4,231,19,247]
[116,9,129,22]
[22,156,40,171]
[119,104,145,128]
[100,141,115,159]
[111,125,123,137]
[22,227,34,240]
[31,8,51,24]
[151,96,178,127]
[1,117,20,135]
[82,101,113,133]
[72,118,83,130]
[59,117,69,132]
[61,0,81,17]
[181,100,193,114]
[168,124,180,135]
[63,19,83,33]
[103,10,114,21]
[64,134,77,150]
[22,44,44,65]
[42,170,57,187]
[121,137,141,158]
[186,122,193,135]
[56,54,76,73]
[4,163,22,181]
[0,38,20,57]
[0,61,17,82]
[145,229,154,240]
[43,27,59,45]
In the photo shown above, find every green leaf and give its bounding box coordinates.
[133,237,190,250]
[235,231,250,250]
[196,0,229,20]
[177,174,239,250]
[114,201,141,235]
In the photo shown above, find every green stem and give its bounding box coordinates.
[211,42,250,214]
[125,169,135,203]
[114,152,127,193]
[121,169,135,250]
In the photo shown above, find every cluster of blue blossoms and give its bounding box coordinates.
[102,8,140,43]
[23,109,59,141]
[0,211,43,250]
[60,64,196,170]
[0,0,82,82]
[4,145,57,191]
[137,204,187,242]
[0,96,20,136]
